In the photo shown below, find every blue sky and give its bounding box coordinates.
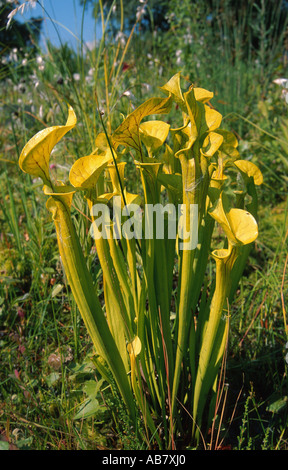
[19,0,101,50]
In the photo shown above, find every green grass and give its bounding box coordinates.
[1,0,288,450]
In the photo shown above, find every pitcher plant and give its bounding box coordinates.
[19,73,262,449]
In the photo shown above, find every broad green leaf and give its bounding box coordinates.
[69,151,114,189]
[46,372,60,387]
[201,131,224,158]
[83,378,105,398]
[112,95,172,152]
[73,397,101,420]
[0,441,10,450]
[234,160,263,185]
[15,437,33,450]
[267,396,288,414]
[139,120,170,155]
[19,104,76,184]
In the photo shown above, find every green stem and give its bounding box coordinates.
[192,245,238,438]
[46,195,136,422]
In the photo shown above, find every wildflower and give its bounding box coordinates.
[122,62,131,72]
[115,31,126,47]
[85,40,96,51]
[18,345,26,355]
[273,78,288,103]
[136,5,146,21]
[36,55,45,70]
[273,78,288,88]
[122,90,136,102]
[9,48,18,62]
[183,33,193,45]
[17,308,25,319]
[142,83,151,92]
[73,73,80,81]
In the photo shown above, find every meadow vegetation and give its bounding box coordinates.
[0,0,288,450]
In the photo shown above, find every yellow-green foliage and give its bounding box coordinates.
[19,73,262,449]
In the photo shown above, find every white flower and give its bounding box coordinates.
[273,78,288,88]
[142,83,151,92]
[273,78,288,103]
[85,40,96,51]
[115,31,126,47]
[136,5,146,21]
[122,90,136,101]
[73,73,80,81]
[9,49,18,62]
